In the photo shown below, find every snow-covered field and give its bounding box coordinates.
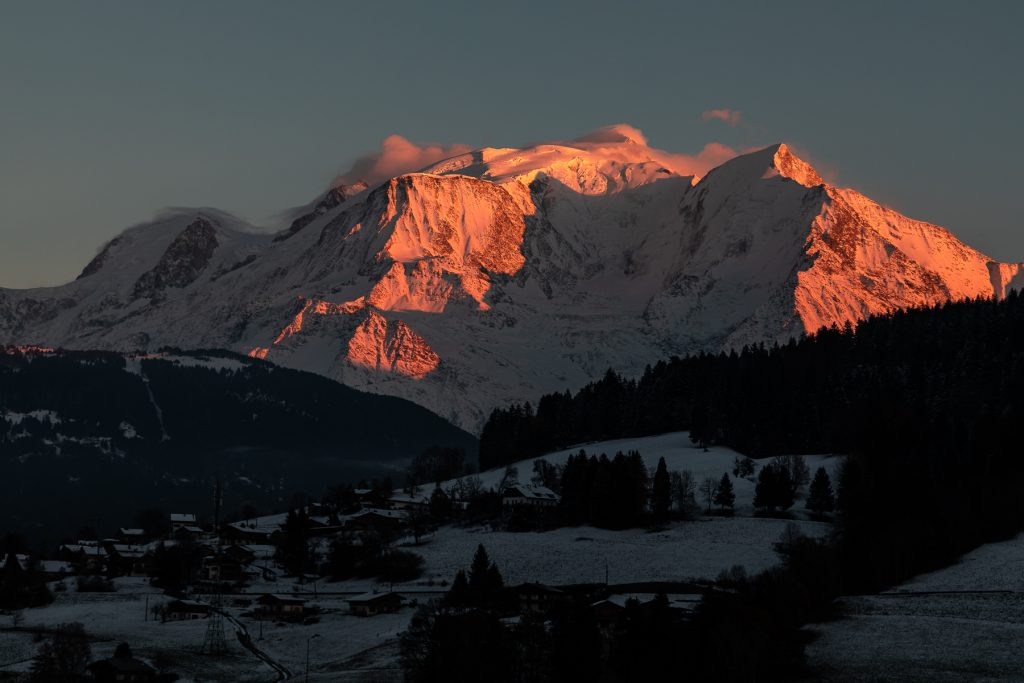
[449,431,843,518]
[805,533,1024,682]
[402,517,831,587]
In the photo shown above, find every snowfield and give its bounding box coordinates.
[447,431,843,518]
[806,533,1024,682]
[402,517,831,587]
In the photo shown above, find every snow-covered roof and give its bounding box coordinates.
[170,513,197,523]
[348,591,400,604]
[505,484,560,501]
[119,528,145,535]
[594,593,703,610]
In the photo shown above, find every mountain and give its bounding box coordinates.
[0,346,476,539]
[2,126,1021,431]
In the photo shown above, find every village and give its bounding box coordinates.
[0,434,837,681]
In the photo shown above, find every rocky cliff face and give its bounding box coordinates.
[2,130,1020,431]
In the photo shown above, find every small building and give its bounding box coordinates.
[105,544,148,577]
[203,554,246,583]
[88,645,159,682]
[346,508,404,534]
[348,592,402,617]
[118,528,147,543]
[387,492,430,511]
[59,543,108,574]
[222,523,273,546]
[221,544,256,565]
[257,593,306,618]
[169,513,198,531]
[513,583,566,614]
[164,599,211,621]
[38,560,74,581]
[502,485,560,509]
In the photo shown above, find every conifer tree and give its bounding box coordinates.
[651,457,671,521]
[806,467,835,515]
[713,473,735,512]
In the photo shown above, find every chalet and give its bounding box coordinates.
[387,491,430,511]
[59,543,108,573]
[88,657,157,682]
[502,485,560,509]
[591,593,701,637]
[222,523,273,546]
[118,528,146,543]
[202,554,246,583]
[88,645,159,682]
[221,544,256,565]
[105,544,148,577]
[513,583,567,614]
[168,513,197,531]
[257,593,306,619]
[347,591,402,617]
[38,560,74,581]
[346,508,405,534]
[164,599,211,621]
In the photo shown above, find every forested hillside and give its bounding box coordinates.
[482,293,1024,590]
[0,348,476,540]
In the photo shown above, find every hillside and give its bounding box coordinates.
[1,127,1021,431]
[0,347,476,540]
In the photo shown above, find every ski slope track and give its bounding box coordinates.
[3,127,1021,431]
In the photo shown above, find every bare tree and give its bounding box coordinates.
[670,470,698,518]
[701,477,718,514]
[497,465,519,494]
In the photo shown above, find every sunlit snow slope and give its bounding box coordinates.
[2,126,1021,431]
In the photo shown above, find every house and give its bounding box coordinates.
[59,543,108,573]
[38,560,74,581]
[118,528,147,543]
[164,599,211,621]
[347,592,402,617]
[502,485,560,509]
[202,554,246,583]
[346,508,405,534]
[221,544,256,565]
[257,593,306,619]
[222,523,273,546]
[513,583,566,614]
[387,491,430,511]
[88,656,158,682]
[169,513,198,531]
[88,645,159,682]
[104,544,148,577]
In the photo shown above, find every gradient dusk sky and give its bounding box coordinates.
[1,0,1021,288]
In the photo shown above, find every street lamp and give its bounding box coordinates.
[305,633,320,682]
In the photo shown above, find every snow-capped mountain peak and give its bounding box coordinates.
[2,128,1020,431]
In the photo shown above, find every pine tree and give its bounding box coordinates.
[468,544,492,591]
[447,570,469,606]
[806,467,835,515]
[713,473,735,512]
[651,457,671,521]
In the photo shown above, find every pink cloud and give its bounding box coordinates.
[701,109,742,127]
[659,142,743,177]
[335,135,472,187]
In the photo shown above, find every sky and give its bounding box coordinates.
[1,0,1021,288]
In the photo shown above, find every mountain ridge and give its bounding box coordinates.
[2,128,1020,431]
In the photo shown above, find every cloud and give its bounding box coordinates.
[564,124,741,178]
[571,123,649,146]
[334,135,472,187]
[660,142,743,177]
[701,109,742,127]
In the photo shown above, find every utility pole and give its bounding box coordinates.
[305,633,320,682]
